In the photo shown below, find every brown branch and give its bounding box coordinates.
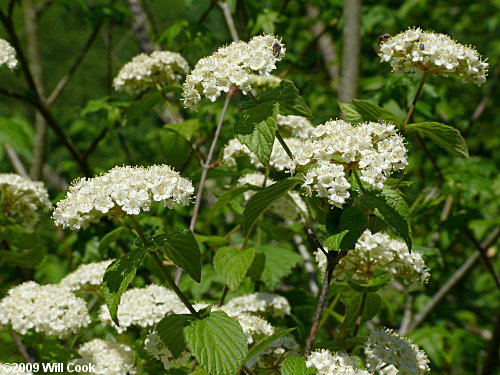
[11,333,33,363]
[127,0,157,53]
[5,145,29,178]
[465,228,500,290]
[339,0,361,102]
[218,1,239,42]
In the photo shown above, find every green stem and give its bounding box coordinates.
[352,291,368,338]
[404,72,428,126]
[127,216,200,318]
[219,285,229,306]
[352,169,366,194]
[275,131,294,161]
[157,84,180,123]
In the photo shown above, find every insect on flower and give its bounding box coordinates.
[273,42,282,57]
[377,33,392,43]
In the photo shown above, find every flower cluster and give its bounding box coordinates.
[306,349,370,375]
[237,173,307,222]
[0,38,18,69]
[293,120,407,208]
[72,339,136,375]
[99,284,185,333]
[379,27,488,85]
[0,173,52,225]
[316,230,429,290]
[182,34,285,109]
[53,165,194,230]
[60,260,114,291]
[113,51,189,94]
[0,281,90,338]
[249,74,282,94]
[225,312,274,344]
[277,115,315,139]
[364,329,430,374]
[144,331,191,370]
[224,292,291,318]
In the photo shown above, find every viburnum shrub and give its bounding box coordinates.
[0,4,495,374]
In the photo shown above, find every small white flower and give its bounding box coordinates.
[0,38,17,69]
[60,260,114,291]
[224,292,291,318]
[379,27,488,85]
[306,349,370,375]
[113,51,189,93]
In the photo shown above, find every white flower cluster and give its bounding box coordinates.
[0,38,18,69]
[293,120,407,208]
[224,292,291,318]
[306,349,370,375]
[182,34,285,109]
[277,115,315,139]
[144,331,191,370]
[379,27,488,85]
[72,339,136,375]
[99,284,185,333]
[249,74,282,94]
[113,51,189,94]
[237,173,307,222]
[225,312,274,344]
[0,173,52,225]
[0,281,90,338]
[0,364,31,375]
[316,230,429,290]
[60,260,114,291]
[53,165,194,230]
[364,329,430,374]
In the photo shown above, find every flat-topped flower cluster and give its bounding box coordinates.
[292,120,407,208]
[316,230,429,291]
[53,165,194,230]
[182,34,285,109]
[0,173,52,225]
[379,27,488,85]
[113,50,190,94]
[0,38,17,69]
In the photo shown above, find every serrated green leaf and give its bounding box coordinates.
[126,92,163,120]
[245,328,296,363]
[257,245,302,290]
[406,121,469,159]
[102,247,147,326]
[160,130,191,170]
[164,119,199,141]
[340,206,368,230]
[258,80,312,117]
[213,247,255,291]
[184,311,247,375]
[243,177,301,235]
[246,251,265,282]
[325,206,367,250]
[0,246,45,268]
[358,189,412,250]
[281,357,309,375]
[213,184,260,211]
[157,314,194,358]
[153,230,201,282]
[339,99,403,127]
[235,102,278,165]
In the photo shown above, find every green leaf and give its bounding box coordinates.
[159,130,191,170]
[347,270,392,292]
[0,246,45,268]
[243,177,301,235]
[157,314,194,358]
[281,357,308,375]
[126,92,163,120]
[0,117,34,160]
[102,247,147,326]
[339,99,403,127]
[325,206,367,250]
[164,119,199,141]
[235,102,278,165]
[358,188,412,250]
[213,247,256,291]
[258,80,312,117]
[406,121,469,159]
[213,185,259,211]
[340,292,381,330]
[184,311,247,375]
[153,230,202,282]
[98,227,128,253]
[257,245,302,290]
[246,251,266,282]
[245,328,296,363]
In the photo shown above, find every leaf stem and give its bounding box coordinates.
[352,169,366,194]
[157,84,181,123]
[304,249,348,357]
[275,130,294,161]
[352,291,367,337]
[404,72,428,126]
[218,285,229,306]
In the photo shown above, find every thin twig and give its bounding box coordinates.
[398,292,413,335]
[406,227,500,333]
[471,62,499,122]
[304,249,348,356]
[306,228,328,257]
[242,365,258,375]
[275,131,293,160]
[404,72,428,126]
[218,1,239,42]
[5,145,29,178]
[352,291,367,337]
[219,285,229,306]
[83,127,109,159]
[295,234,319,296]
[11,333,33,363]
[465,228,500,290]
